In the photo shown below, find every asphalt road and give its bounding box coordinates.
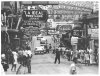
[31,53,98,74]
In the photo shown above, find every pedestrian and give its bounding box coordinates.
[60,48,63,55]
[53,47,56,54]
[49,44,52,52]
[18,48,23,64]
[97,51,99,65]
[73,51,78,64]
[54,48,61,64]
[84,51,90,66]
[1,64,5,75]
[67,49,71,61]
[11,51,18,71]
[70,50,73,61]
[46,45,49,53]
[94,48,98,63]
[88,48,94,64]
[21,48,25,65]
[1,53,9,72]
[80,50,84,63]
[78,49,81,59]
[23,49,28,67]
[24,46,32,73]
[70,62,77,74]
[44,45,47,54]
[27,48,32,73]
[27,49,32,58]
[46,48,49,53]
[7,48,12,64]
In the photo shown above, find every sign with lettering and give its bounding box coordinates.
[71,36,78,45]
[73,30,84,37]
[22,10,48,21]
[56,25,72,32]
[23,26,40,36]
[88,29,98,39]
[59,25,72,31]
[23,21,39,26]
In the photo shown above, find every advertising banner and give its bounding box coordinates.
[71,36,78,45]
[88,29,98,39]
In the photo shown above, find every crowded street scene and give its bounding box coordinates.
[1,1,99,75]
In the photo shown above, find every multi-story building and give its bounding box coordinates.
[1,1,21,53]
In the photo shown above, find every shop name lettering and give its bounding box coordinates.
[73,30,83,36]
[23,23,38,25]
[23,21,38,25]
[23,28,40,34]
[23,10,43,18]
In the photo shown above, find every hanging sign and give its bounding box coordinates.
[71,36,78,45]
[22,10,48,21]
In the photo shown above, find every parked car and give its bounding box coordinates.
[34,46,45,55]
[37,36,43,40]
[40,38,47,45]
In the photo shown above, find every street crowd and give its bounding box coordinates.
[52,47,99,65]
[51,46,99,74]
[1,46,32,74]
[1,42,99,74]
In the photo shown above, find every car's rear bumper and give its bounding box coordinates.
[34,51,44,55]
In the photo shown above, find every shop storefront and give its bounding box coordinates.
[86,13,99,64]
[88,29,98,52]
[72,24,84,50]
[56,24,72,48]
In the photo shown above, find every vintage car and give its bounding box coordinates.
[34,46,45,55]
[37,36,43,40]
[40,38,47,45]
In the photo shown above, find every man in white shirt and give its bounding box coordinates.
[27,50,32,58]
[25,47,32,73]
[11,51,18,71]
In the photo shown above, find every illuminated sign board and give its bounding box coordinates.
[22,10,48,21]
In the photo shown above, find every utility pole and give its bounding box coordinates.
[15,1,17,14]
[82,14,88,51]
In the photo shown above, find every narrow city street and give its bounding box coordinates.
[31,53,98,74]
[1,1,99,75]
[5,36,99,74]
